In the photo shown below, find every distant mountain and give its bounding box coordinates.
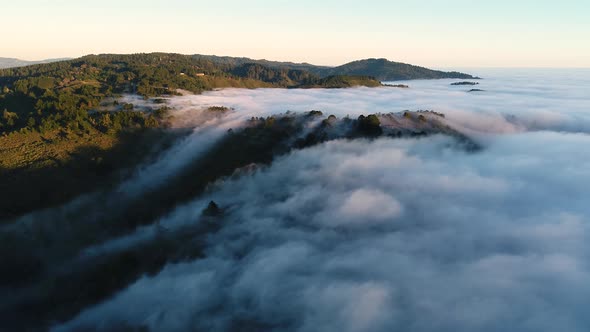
[1,54,476,80]
[194,55,477,81]
[319,58,479,81]
[0,57,71,69]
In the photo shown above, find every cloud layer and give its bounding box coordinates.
[57,131,590,332]
[163,69,590,136]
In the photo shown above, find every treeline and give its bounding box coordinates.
[229,63,317,85]
[299,75,382,88]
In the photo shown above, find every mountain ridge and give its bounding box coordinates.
[0,57,72,69]
[2,53,477,80]
[191,54,478,80]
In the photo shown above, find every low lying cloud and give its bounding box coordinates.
[162,69,590,137]
[324,188,403,227]
[57,130,590,332]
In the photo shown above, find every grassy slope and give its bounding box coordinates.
[0,129,115,170]
[0,127,183,221]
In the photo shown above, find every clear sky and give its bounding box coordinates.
[2,0,589,67]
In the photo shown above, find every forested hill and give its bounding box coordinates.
[193,54,478,80]
[319,58,479,80]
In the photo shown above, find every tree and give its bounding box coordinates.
[27,117,36,128]
[13,80,29,94]
[37,77,55,90]
[357,114,382,137]
[202,201,221,217]
[2,109,19,127]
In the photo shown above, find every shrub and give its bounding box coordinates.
[202,201,221,217]
[357,114,382,137]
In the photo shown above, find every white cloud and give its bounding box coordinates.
[317,188,403,228]
[56,132,590,332]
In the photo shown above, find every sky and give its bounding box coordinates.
[2,0,589,67]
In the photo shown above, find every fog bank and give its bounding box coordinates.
[57,131,590,332]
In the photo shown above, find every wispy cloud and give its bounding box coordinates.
[57,131,590,332]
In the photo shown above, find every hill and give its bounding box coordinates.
[0,57,71,69]
[193,55,477,81]
[319,58,479,81]
[2,53,477,82]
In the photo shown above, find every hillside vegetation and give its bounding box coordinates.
[299,75,382,88]
[194,54,478,80]
[0,57,70,69]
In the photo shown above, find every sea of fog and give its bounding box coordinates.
[54,69,590,332]
[160,68,590,134]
